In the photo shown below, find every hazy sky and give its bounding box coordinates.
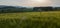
[0,0,60,7]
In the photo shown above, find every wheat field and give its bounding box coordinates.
[0,12,60,28]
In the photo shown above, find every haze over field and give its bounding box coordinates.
[0,0,60,7]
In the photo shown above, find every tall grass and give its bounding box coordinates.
[0,12,60,28]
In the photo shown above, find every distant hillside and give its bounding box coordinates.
[0,5,26,8]
[0,5,60,13]
[0,5,33,13]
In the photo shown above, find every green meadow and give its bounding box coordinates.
[0,12,60,28]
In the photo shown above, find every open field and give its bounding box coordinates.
[0,12,40,19]
[0,12,60,28]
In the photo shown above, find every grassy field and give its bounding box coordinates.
[0,12,60,28]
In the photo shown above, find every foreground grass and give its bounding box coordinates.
[0,12,60,28]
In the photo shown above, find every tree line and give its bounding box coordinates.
[0,6,60,13]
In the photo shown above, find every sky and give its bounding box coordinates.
[0,0,60,7]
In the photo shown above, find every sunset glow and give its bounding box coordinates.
[0,0,59,7]
[32,0,46,3]
[19,0,52,7]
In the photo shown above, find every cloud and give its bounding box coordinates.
[0,0,53,7]
[18,0,53,7]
